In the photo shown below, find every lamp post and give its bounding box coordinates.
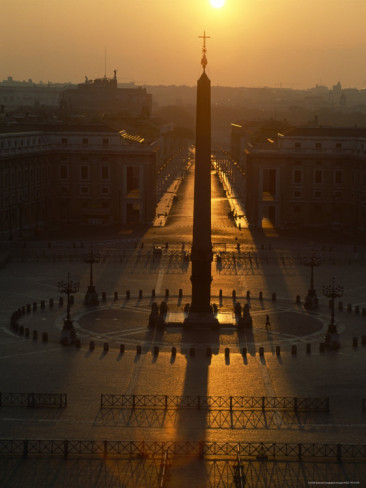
[322,277,344,349]
[84,248,100,305]
[58,273,80,343]
[303,251,321,309]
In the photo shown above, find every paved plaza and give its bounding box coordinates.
[0,167,366,487]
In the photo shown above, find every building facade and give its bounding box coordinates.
[241,127,366,231]
[0,124,157,238]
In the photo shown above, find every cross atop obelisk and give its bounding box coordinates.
[199,31,211,71]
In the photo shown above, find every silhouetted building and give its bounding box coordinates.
[61,72,152,118]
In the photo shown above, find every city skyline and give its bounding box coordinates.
[2,0,366,89]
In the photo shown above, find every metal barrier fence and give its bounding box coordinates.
[0,393,67,408]
[100,394,329,412]
[0,439,364,461]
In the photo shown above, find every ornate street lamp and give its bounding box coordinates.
[84,248,101,305]
[303,251,321,309]
[58,273,80,343]
[322,277,344,348]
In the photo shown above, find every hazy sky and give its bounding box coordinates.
[2,0,366,89]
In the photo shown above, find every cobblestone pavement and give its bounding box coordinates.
[1,167,366,486]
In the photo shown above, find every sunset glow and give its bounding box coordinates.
[2,0,366,88]
[210,0,225,7]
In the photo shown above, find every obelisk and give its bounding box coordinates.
[189,32,214,316]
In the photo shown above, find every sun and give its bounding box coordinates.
[210,0,225,8]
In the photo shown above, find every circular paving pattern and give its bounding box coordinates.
[72,300,327,350]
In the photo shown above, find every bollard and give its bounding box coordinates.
[59,297,63,307]
[242,347,247,356]
[291,344,297,355]
[154,346,159,356]
[352,337,358,348]
[232,290,236,298]
[219,289,223,298]
[33,302,37,311]
[319,343,325,353]
[33,330,38,340]
[306,343,311,354]
[171,346,176,356]
[136,344,142,354]
[126,290,130,299]
[89,341,95,351]
[275,345,280,356]
[41,300,45,309]
[152,289,156,298]
[189,347,195,357]
[259,347,264,356]
[25,328,30,338]
[120,344,125,354]
[355,305,360,314]
[165,289,169,297]
[246,290,250,299]
[102,292,106,301]
[259,291,263,300]
[225,347,230,357]
[139,289,143,299]
[114,291,118,301]
[104,342,109,352]
[296,295,301,304]
[179,288,183,297]
[42,332,48,343]
[347,304,352,313]
[206,347,212,357]
[338,301,343,311]
[272,292,276,302]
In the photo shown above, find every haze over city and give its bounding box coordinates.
[2,0,366,88]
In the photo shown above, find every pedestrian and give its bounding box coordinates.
[265,315,271,328]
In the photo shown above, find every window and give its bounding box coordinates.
[314,169,323,184]
[82,138,88,145]
[80,186,89,195]
[100,186,110,195]
[293,190,302,198]
[334,170,342,185]
[293,169,303,184]
[61,138,68,144]
[101,166,109,179]
[313,190,323,199]
[333,191,342,200]
[80,166,89,180]
[60,165,68,179]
